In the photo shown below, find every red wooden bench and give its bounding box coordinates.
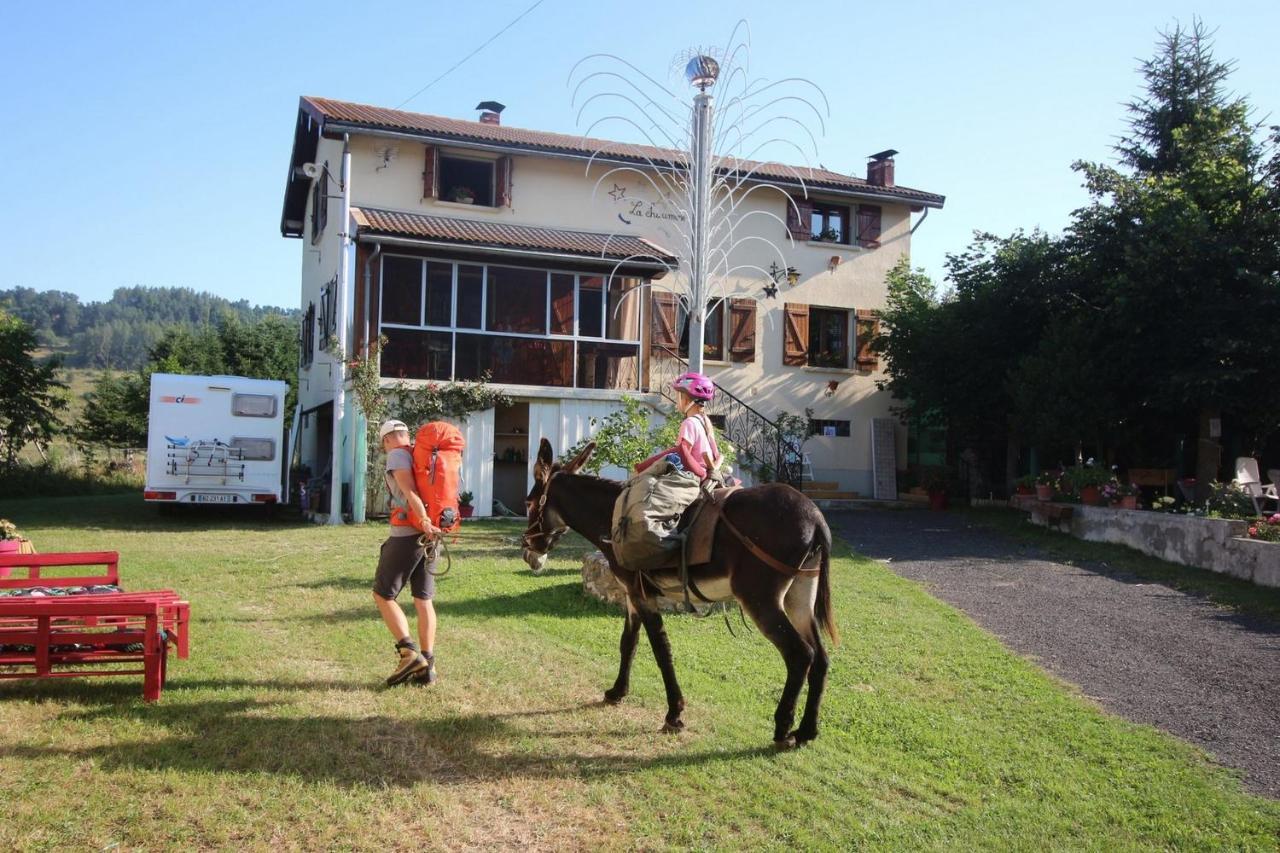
[0,551,190,702]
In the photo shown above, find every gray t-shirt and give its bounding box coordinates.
[385,447,419,537]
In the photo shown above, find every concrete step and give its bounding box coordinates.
[802,481,841,491]
[804,489,860,500]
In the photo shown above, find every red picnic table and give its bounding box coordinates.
[0,551,190,702]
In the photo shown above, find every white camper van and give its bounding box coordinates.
[144,373,288,507]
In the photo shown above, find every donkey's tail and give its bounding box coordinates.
[814,516,840,646]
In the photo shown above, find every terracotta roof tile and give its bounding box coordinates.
[302,96,944,207]
[350,207,676,266]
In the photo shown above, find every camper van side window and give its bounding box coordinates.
[230,437,275,461]
[232,394,277,418]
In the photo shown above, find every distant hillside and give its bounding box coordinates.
[0,286,300,369]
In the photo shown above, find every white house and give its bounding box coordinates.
[279,96,945,520]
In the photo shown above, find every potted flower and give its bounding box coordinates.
[1015,474,1036,496]
[458,491,474,519]
[0,518,21,555]
[1063,464,1111,506]
[449,186,476,204]
[1034,471,1058,502]
[811,227,841,243]
[1102,480,1139,510]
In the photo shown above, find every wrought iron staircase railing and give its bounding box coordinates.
[646,346,805,487]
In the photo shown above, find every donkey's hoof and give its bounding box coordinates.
[660,719,685,735]
[603,689,626,705]
[773,735,797,750]
[789,729,817,746]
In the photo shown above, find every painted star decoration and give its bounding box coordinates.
[608,184,627,202]
[763,282,778,299]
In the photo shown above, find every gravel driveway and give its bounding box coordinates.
[827,509,1280,798]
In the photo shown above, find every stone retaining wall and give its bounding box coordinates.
[1013,497,1280,588]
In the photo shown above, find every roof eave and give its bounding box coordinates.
[318,119,945,209]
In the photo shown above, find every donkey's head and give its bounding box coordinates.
[521,438,596,573]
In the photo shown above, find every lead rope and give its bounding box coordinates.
[420,533,452,577]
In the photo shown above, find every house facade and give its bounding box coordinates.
[279,96,945,520]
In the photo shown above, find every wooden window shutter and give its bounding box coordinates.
[728,298,757,363]
[855,308,880,370]
[651,292,678,357]
[786,195,814,241]
[495,156,512,207]
[783,303,809,366]
[856,205,882,247]
[422,145,438,199]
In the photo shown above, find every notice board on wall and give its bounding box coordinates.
[870,418,898,501]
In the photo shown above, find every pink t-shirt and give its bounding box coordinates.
[678,414,719,470]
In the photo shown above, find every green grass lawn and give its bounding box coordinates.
[1,494,1277,850]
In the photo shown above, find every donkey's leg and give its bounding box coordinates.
[740,582,814,747]
[604,597,642,705]
[784,575,829,744]
[635,604,686,732]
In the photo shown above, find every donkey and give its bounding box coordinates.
[521,439,839,747]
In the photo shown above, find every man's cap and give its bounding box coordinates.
[378,419,409,440]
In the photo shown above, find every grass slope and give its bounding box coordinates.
[1,494,1276,850]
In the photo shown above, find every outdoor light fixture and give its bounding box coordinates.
[768,262,800,286]
[685,55,720,90]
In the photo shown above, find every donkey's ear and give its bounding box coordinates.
[564,441,596,474]
[534,438,555,481]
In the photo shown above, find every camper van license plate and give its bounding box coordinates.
[193,494,236,504]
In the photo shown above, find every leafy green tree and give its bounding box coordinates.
[0,311,67,468]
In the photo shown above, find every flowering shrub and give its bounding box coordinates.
[1101,480,1138,502]
[1248,514,1280,542]
[1204,481,1257,520]
[0,518,18,540]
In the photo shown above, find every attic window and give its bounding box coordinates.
[439,156,495,206]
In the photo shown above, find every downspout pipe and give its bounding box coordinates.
[351,241,382,524]
[328,133,352,524]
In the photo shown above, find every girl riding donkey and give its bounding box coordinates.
[521,374,839,747]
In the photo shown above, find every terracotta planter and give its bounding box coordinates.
[1079,485,1104,506]
[459,505,474,519]
[1016,485,1033,496]
[928,490,949,511]
[1118,496,1138,510]
[1035,484,1054,502]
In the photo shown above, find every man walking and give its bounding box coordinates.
[373,419,439,686]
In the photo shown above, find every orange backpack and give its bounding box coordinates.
[389,421,466,533]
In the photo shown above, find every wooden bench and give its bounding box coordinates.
[0,551,190,702]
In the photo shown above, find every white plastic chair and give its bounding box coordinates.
[1234,457,1279,515]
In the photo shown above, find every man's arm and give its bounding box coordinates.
[392,468,437,535]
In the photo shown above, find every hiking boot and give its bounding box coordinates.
[386,646,428,686]
[411,653,438,685]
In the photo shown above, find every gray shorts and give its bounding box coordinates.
[373,536,437,601]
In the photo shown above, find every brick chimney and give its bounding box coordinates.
[867,149,898,187]
[476,100,505,125]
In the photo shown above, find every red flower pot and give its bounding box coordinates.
[459,505,474,519]
[1035,484,1053,502]
[1016,485,1033,496]
[1079,485,1104,506]
[928,490,949,511]
[1119,496,1137,510]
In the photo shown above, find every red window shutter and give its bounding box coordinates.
[728,298,757,363]
[783,303,809,366]
[496,156,512,207]
[422,145,438,200]
[786,195,814,241]
[651,292,679,357]
[855,308,880,370]
[856,205,882,247]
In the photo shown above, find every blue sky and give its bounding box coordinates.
[4,1,1277,308]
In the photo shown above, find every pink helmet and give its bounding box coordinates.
[672,371,715,402]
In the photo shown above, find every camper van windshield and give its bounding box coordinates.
[232,394,277,418]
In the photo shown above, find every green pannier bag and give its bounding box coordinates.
[610,459,702,572]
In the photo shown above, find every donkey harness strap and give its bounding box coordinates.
[718,513,821,577]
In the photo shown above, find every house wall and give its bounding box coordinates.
[342,135,916,494]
